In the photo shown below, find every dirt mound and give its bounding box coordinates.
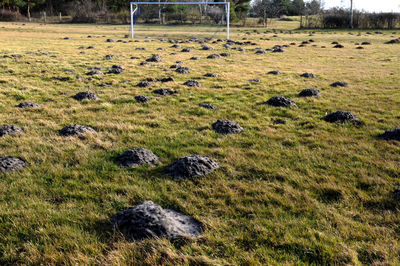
[116,148,159,168]
[268,70,281,75]
[300,72,316,78]
[264,96,297,107]
[51,76,70,81]
[273,47,284,52]
[330,81,348,87]
[207,54,221,59]
[333,44,344,48]
[134,95,151,103]
[204,73,217,77]
[105,54,114,60]
[199,103,217,109]
[73,91,99,101]
[386,38,400,44]
[201,45,213,50]
[0,125,24,137]
[212,120,243,134]
[87,70,103,76]
[298,88,321,97]
[175,66,189,74]
[378,128,400,141]
[0,156,28,172]
[17,102,41,108]
[153,89,176,96]
[108,65,124,74]
[184,80,200,87]
[111,201,203,240]
[59,124,96,137]
[146,54,162,62]
[166,155,220,179]
[324,111,356,123]
[158,77,174,83]
[136,81,152,87]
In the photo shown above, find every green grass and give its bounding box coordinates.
[0,21,400,264]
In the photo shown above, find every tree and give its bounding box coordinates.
[26,0,45,21]
[235,2,249,26]
[230,0,251,25]
[164,2,189,24]
[250,0,282,27]
[272,0,290,16]
[305,0,321,15]
[2,0,25,11]
[289,0,304,15]
[290,0,305,27]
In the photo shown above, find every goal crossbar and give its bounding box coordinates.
[129,1,230,40]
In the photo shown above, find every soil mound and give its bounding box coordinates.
[59,124,96,137]
[116,148,159,168]
[166,155,220,179]
[299,88,321,97]
[0,156,28,172]
[264,96,297,107]
[0,125,24,137]
[111,201,203,240]
[324,111,356,123]
[73,92,99,101]
[17,102,41,108]
[378,128,400,141]
[212,120,244,134]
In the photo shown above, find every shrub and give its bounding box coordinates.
[319,8,400,29]
[67,0,105,23]
[0,10,26,22]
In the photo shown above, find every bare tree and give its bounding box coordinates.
[251,0,281,27]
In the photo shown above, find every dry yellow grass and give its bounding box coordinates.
[0,22,399,264]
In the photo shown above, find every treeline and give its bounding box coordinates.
[249,0,322,27]
[0,0,249,23]
[0,0,319,24]
[312,8,400,29]
[249,0,399,29]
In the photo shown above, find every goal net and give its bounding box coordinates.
[129,1,230,40]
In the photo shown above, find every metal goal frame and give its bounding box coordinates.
[129,1,230,40]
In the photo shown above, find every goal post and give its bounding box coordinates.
[129,1,230,40]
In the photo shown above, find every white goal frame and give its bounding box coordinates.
[129,1,230,40]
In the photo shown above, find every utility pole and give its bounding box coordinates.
[350,0,353,28]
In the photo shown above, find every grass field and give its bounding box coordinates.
[0,22,399,265]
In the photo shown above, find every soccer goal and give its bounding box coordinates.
[129,1,230,40]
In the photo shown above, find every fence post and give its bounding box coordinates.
[350,0,353,28]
